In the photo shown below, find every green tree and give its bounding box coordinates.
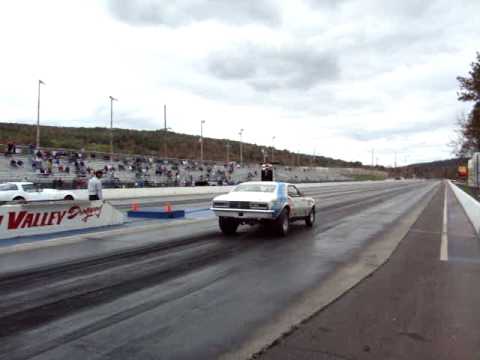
[455,52,480,156]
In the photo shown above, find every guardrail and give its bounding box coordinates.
[448,180,480,235]
[70,185,236,201]
[69,180,401,201]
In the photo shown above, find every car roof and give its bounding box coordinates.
[2,182,34,186]
[238,181,286,186]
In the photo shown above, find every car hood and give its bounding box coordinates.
[213,192,277,203]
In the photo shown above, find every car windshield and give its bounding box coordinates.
[21,184,36,192]
[233,184,276,193]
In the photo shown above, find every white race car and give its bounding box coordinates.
[211,181,315,236]
[0,182,76,202]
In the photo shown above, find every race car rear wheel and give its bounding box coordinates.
[219,217,239,235]
[64,195,74,200]
[13,196,25,202]
[305,207,315,227]
[274,208,289,236]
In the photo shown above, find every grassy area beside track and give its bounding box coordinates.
[454,183,480,201]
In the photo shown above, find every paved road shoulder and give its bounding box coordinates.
[258,182,480,360]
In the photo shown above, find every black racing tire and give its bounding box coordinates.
[305,207,315,227]
[13,196,25,202]
[219,217,239,235]
[273,208,290,236]
[64,195,74,200]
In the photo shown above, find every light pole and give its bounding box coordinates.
[163,126,172,159]
[200,120,205,162]
[36,80,45,149]
[271,136,276,163]
[226,142,230,163]
[163,104,167,158]
[239,128,244,165]
[109,96,118,161]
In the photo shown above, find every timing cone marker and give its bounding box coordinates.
[131,202,140,211]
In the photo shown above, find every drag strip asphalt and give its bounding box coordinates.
[0,180,439,360]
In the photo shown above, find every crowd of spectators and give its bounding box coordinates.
[2,144,259,188]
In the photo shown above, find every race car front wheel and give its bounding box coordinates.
[219,217,239,235]
[305,207,315,227]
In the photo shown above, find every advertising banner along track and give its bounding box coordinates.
[0,200,125,240]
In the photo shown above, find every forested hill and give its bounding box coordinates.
[0,122,365,167]
[392,158,468,179]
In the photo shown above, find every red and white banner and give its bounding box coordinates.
[0,200,125,240]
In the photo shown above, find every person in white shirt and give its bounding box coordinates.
[88,170,103,201]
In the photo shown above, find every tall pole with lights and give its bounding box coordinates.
[200,120,205,162]
[36,80,45,149]
[163,104,167,158]
[239,128,244,166]
[109,96,117,161]
[271,136,276,163]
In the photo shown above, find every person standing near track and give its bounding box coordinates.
[88,170,103,201]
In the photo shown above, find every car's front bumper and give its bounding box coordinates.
[210,208,276,219]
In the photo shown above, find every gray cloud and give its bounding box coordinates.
[207,44,339,91]
[307,0,432,17]
[344,118,454,142]
[108,0,280,27]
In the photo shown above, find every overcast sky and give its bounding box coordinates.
[0,0,478,166]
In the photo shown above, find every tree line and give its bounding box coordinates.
[455,52,480,156]
[0,122,368,168]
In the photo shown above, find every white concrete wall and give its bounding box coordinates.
[449,181,480,235]
[72,180,402,201]
[71,185,236,201]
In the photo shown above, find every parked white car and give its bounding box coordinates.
[211,181,315,236]
[0,182,76,202]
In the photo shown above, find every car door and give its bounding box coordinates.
[20,184,42,201]
[0,183,18,201]
[293,185,309,217]
[287,185,304,217]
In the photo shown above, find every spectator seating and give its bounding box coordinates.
[0,144,385,188]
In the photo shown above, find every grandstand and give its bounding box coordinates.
[1,144,386,189]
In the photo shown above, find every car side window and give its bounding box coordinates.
[288,185,300,197]
[0,184,18,191]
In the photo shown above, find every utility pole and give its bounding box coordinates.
[163,104,167,158]
[36,80,45,149]
[200,120,205,162]
[371,149,375,167]
[239,128,244,165]
[109,96,118,162]
[271,136,276,163]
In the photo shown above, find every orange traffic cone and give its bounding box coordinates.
[131,202,140,211]
[164,202,172,213]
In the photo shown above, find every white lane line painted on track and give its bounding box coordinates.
[440,184,449,261]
